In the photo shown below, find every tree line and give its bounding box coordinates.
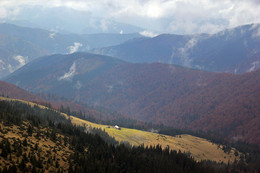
[0,99,258,172]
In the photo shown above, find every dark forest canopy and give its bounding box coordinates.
[0,99,259,172]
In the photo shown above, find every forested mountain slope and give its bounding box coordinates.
[5,52,260,145]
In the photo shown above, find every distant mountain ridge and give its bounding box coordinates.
[1,6,144,34]
[94,23,260,74]
[0,23,142,78]
[5,52,260,145]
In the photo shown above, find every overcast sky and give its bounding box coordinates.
[1,0,260,34]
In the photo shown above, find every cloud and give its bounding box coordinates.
[0,5,20,19]
[58,62,77,81]
[106,85,114,93]
[177,37,199,67]
[9,55,29,73]
[0,60,6,72]
[247,61,260,72]
[139,30,158,37]
[1,0,260,34]
[68,42,83,54]
[100,19,110,31]
[49,32,56,39]
[13,55,27,66]
[250,24,260,38]
[74,80,82,90]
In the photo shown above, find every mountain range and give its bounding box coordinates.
[94,23,260,74]
[0,23,142,78]
[5,52,260,145]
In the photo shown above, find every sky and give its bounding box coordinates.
[0,0,260,34]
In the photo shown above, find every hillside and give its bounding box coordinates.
[5,52,126,97]
[0,96,241,165]
[70,116,241,163]
[5,52,260,145]
[0,81,45,103]
[1,97,243,172]
[94,23,260,74]
[0,80,132,123]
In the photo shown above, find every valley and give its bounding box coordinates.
[4,52,260,146]
[0,3,260,171]
[0,96,241,164]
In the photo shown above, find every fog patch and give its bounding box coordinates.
[100,19,110,32]
[106,85,114,93]
[247,61,260,72]
[139,30,158,38]
[196,74,207,87]
[58,62,77,81]
[251,24,260,38]
[0,60,6,68]
[234,68,239,74]
[7,64,14,73]
[0,60,6,73]
[178,37,198,67]
[8,55,28,73]
[167,64,176,75]
[49,32,56,39]
[74,80,82,90]
[68,42,83,54]
[14,55,27,67]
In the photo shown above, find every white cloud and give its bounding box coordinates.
[120,30,123,34]
[250,24,260,38]
[0,5,19,19]
[139,30,158,37]
[177,37,200,67]
[49,32,56,39]
[0,0,260,34]
[68,42,83,54]
[74,80,82,90]
[100,19,110,31]
[247,61,260,72]
[0,60,6,71]
[58,62,77,81]
[13,55,28,68]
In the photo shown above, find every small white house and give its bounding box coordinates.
[114,125,120,130]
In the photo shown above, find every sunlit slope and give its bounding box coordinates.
[0,96,240,163]
[71,116,240,163]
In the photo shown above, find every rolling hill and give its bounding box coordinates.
[5,52,260,145]
[94,23,260,74]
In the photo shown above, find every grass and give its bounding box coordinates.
[0,96,241,163]
[70,116,240,163]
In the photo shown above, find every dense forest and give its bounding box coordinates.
[60,103,260,173]
[1,99,257,172]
